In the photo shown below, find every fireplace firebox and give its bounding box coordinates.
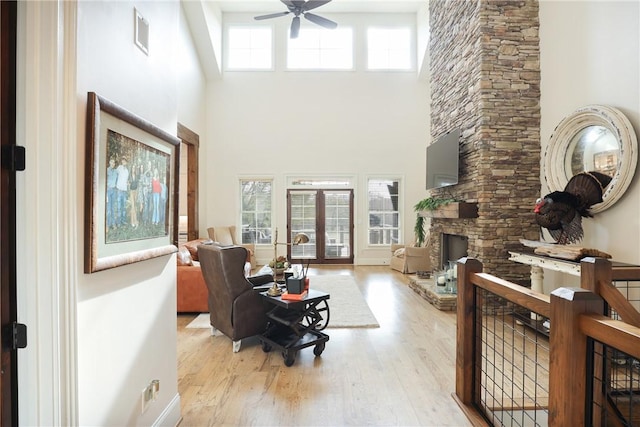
[440,233,468,270]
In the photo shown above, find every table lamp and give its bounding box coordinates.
[266,228,310,296]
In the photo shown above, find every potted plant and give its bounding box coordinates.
[413,197,457,246]
[268,255,289,273]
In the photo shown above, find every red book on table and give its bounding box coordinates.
[281,290,308,301]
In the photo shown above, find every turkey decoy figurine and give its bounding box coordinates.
[534,171,612,244]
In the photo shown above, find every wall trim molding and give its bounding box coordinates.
[16,1,79,424]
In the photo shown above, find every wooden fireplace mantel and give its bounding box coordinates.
[418,202,478,219]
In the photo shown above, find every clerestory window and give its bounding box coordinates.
[226,26,273,70]
[287,28,353,70]
[367,28,412,70]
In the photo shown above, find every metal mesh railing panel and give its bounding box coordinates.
[590,342,640,426]
[477,288,550,426]
[611,278,640,319]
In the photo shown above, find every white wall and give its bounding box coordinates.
[202,12,430,265]
[74,1,204,425]
[178,3,208,132]
[16,1,205,426]
[539,0,640,292]
[178,3,209,218]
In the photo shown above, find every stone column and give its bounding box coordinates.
[429,0,541,281]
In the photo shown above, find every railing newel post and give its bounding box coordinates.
[455,257,483,406]
[549,287,604,426]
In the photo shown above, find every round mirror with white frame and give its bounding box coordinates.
[543,104,638,213]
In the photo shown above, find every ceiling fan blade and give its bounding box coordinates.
[303,0,332,12]
[304,12,337,29]
[254,11,290,20]
[290,16,301,38]
[282,0,305,11]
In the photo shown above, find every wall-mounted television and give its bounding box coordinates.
[426,128,460,190]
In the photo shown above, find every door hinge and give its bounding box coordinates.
[1,145,26,171]
[3,322,27,350]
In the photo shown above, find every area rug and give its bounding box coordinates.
[186,274,379,329]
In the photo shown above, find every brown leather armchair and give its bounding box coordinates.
[197,243,274,352]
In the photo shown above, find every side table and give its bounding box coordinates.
[259,289,330,367]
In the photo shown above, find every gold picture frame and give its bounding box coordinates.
[84,92,179,273]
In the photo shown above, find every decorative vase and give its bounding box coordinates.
[446,260,457,294]
[435,271,447,294]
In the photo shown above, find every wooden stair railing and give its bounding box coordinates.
[581,257,640,327]
[455,257,640,427]
[455,258,550,426]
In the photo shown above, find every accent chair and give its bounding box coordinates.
[197,243,274,352]
[390,244,431,274]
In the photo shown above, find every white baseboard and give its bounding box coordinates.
[153,393,181,427]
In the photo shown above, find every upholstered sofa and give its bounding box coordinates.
[176,239,211,313]
[390,244,431,274]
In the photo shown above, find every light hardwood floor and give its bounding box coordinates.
[177,265,472,426]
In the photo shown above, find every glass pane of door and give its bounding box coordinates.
[324,191,351,258]
[289,191,316,259]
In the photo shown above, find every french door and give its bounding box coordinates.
[287,189,354,264]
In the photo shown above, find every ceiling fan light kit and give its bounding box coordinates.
[254,0,338,39]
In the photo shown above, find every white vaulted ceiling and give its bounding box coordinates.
[213,1,425,14]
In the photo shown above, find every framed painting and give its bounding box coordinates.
[85,92,180,273]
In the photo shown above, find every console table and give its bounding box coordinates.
[509,250,640,294]
[508,251,580,294]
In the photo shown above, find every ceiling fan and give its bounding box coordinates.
[254,0,338,39]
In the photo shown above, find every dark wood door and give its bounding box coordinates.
[287,189,354,265]
[177,123,199,242]
[1,1,21,425]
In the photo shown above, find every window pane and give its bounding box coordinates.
[227,27,272,70]
[367,28,412,70]
[388,50,411,69]
[321,30,346,48]
[368,178,400,245]
[229,28,250,48]
[240,179,272,244]
[325,191,351,257]
[290,192,317,259]
[288,28,353,70]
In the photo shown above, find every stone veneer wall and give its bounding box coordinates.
[428,0,541,281]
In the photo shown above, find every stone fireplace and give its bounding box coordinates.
[427,0,542,282]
